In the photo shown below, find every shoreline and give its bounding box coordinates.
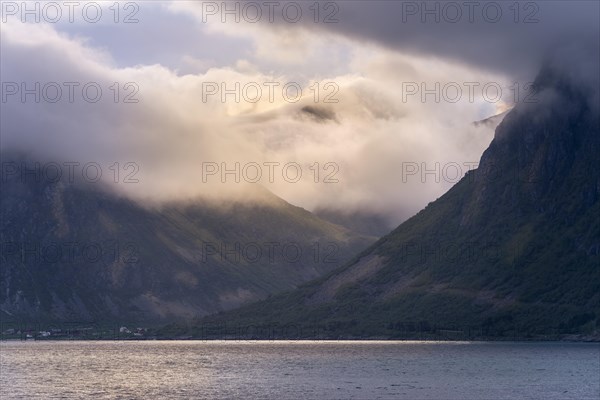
[3,336,599,343]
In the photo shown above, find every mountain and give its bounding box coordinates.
[0,160,375,324]
[175,66,600,340]
[313,208,394,237]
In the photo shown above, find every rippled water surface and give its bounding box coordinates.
[1,341,598,399]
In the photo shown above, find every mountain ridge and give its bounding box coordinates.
[0,156,375,324]
[172,65,599,339]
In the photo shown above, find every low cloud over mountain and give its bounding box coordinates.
[1,1,597,226]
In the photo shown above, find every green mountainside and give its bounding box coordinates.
[171,67,600,340]
[0,163,374,324]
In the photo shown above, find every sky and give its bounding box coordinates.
[1,1,598,226]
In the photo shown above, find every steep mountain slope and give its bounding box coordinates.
[313,208,393,237]
[0,162,375,323]
[183,67,600,339]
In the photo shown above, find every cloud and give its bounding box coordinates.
[248,1,599,80]
[5,0,596,226]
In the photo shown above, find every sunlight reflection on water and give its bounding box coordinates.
[1,340,598,399]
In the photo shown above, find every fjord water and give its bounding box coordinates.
[1,341,598,399]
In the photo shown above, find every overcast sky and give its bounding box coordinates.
[1,1,598,225]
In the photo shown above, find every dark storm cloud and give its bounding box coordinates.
[264,0,599,79]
